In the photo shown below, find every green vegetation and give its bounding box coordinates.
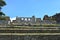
[41,24,60,27]
[0,0,10,20]
[0,12,10,20]
[0,12,5,16]
[0,0,6,11]
[0,0,6,6]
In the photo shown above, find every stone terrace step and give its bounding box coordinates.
[0,33,60,35]
[0,27,60,33]
[0,30,60,33]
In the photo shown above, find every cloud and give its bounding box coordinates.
[10,17,16,22]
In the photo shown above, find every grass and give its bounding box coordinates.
[40,24,60,27]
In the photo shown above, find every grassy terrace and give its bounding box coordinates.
[0,26,60,33]
[0,33,60,35]
[0,26,60,35]
[40,24,60,27]
[0,26,60,30]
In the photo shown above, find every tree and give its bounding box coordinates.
[0,0,6,11]
[0,12,5,16]
[0,0,6,16]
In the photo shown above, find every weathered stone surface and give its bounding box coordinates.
[0,35,60,40]
[0,30,60,33]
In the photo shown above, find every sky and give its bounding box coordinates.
[2,0,60,20]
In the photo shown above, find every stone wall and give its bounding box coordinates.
[0,35,60,40]
[12,16,41,26]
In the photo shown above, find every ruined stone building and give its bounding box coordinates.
[43,13,60,24]
[12,16,41,26]
[52,13,60,24]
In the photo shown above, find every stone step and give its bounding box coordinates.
[0,30,60,33]
[0,33,60,35]
[0,35,60,40]
[0,27,60,30]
